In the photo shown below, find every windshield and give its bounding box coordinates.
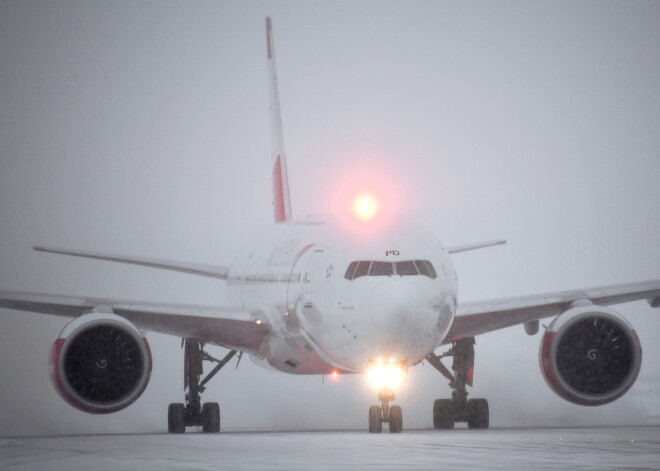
[344,260,438,280]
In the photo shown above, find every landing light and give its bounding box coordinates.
[366,358,407,390]
[352,193,379,221]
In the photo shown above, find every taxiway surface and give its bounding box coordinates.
[1,426,658,470]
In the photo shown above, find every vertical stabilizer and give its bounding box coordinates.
[266,17,292,223]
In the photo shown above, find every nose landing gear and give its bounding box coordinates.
[368,388,402,433]
[427,337,489,429]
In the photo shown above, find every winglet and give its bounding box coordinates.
[266,17,292,223]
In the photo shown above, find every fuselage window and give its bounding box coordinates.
[370,261,394,276]
[353,260,372,279]
[395,261,417,276]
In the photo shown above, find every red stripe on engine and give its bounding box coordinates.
[49,338,78,409]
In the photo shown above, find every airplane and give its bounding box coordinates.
[1,17,660,434]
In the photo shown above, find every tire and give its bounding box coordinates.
[168,403,185,433]
[388,405,403,433]
[467,398,489,429]
[202,402,221,433]
[433,399,454,429]
[368,405,383,433]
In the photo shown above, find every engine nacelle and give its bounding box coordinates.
[540,305,641,406]
[49,311,152,414]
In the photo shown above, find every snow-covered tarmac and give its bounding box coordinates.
[1,426,659,470]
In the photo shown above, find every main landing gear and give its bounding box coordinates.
[368,388,403,433]
[426,337,489,430]
[168,338,237,433]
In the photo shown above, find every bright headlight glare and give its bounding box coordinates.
[366,361,407,390]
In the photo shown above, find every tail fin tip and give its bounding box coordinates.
[267,17,293,223]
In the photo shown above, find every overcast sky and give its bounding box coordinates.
[1,1,660,437]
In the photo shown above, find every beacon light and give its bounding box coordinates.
[352,193,379,221]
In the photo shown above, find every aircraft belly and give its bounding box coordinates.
[249,331,344,374]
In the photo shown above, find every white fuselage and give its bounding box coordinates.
[226,211,457,375]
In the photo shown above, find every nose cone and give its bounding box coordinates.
[370,279,437,360]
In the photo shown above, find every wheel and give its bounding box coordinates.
[368,405,383,433]
[433,399,455,429]
[388,405,403,433]
[168,403,185,433]
[202,402,221,433]
[467,398,489,429]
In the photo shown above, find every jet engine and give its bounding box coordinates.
[540,305,641,406]
[49,311,152,414]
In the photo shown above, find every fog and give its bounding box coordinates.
[1,1,660,437]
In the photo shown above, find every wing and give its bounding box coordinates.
[445,239,507,254]
[0,290,268,354]
[33,246,229,280]
[446,279,660,342]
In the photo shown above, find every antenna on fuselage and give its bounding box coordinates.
[266,17,292,223]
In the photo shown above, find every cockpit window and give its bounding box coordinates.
[423,260,437,279]
[395,261,417,276]
[344,261,358,280]
[344,259,437,280]
[353,261,371,279]
[371,261,394,276]
[414,260,431,278]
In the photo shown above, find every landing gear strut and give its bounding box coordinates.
[168,338,237,433]
[368,388,402,433]
[427,337,489,429]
